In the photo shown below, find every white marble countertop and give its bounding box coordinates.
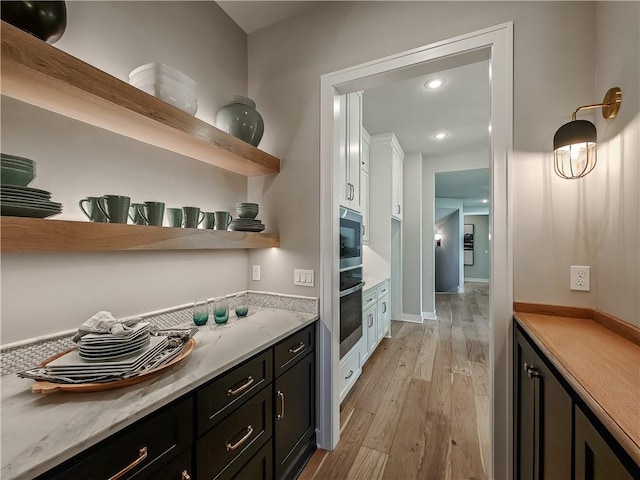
[0,306,318,480]
[363,276,388,293]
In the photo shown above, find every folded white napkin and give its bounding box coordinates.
[72,311,142,342]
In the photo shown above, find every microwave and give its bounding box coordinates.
[339,207,363,270]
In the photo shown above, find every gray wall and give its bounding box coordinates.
[402,153,423,315]
[464,215,490,281]
[245,1,635,325]
[435,211,460,292]
[1,2,250,343]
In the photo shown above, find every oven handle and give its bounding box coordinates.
[340,282,365,297]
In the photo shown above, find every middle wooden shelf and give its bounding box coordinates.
[1,217,279,252]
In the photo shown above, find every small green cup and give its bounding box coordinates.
[213,211,233,230]
[128,203,147,225]
[79,197,107,222]
[214,296,229,324]
[166,208,184,227]
[97,195,130,224]
[203,212,216,229]
[138,201,165,226]
[193,300,209,326]
[183,206,205,229]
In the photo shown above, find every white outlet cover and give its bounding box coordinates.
[570,265,590,291]
[252,265,261,281]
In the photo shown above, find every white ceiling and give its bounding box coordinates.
[435,169,490,209]
[217,1,319,34]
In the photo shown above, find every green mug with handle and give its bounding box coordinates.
[79,196,107,222]
[96,195,130,224]
[183,206,205,229]
[137,201,165,226]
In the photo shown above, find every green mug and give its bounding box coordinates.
[183,206,205,229]
[213,211,233,230]
[138,201,165,226]
[166,208,184,227]
[128,203,147,225]
[203,212,216,229]
[79,197,107,222]
[97,195,130,224]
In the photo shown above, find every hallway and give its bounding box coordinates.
[303,282,490,480]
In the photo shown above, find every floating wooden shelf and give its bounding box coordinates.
[1,217,280,252]
[0,21,279,177]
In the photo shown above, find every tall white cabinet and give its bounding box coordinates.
[337,91,363,212]
[361,127,370,242]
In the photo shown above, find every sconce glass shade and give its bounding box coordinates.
[553,119,597,179]
[434,233,442,247]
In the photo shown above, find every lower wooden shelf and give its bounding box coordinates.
[1,216,279,252]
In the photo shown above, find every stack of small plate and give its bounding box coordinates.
[77,323,151,361]
[129,63,198,116]
[1,153,62,218]
[229,218,265,232]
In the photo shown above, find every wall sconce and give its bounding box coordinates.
[553,87,622,179]
[434,233,442,247]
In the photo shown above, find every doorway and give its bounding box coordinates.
[320,23,513,479]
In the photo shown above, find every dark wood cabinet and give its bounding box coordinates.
[514,327,572,480]
[514,322,639,480]
[38,322,316,480]
[274,351,316,479]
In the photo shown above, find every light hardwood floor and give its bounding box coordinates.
[301,282,490,480]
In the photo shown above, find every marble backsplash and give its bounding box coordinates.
[0,291,318,376]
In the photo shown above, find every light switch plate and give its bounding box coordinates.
[252,265,261,281]
[294,269,314,287]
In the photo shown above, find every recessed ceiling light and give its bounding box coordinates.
[424,77,446,89]
[488,124,492,133]
[482,199,489,203]
[433,132,448,140]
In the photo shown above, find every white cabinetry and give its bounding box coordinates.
[361,128,370,242]
[391,144,404,220]
[339,340,362,403]
[377,280,390,341]
[338,91,363,212]
[369,132,404,222]
[361,286,377,364]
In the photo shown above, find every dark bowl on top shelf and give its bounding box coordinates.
[1,1,67,44]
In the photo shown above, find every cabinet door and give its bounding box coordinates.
[514,328,536,480]
[377,294,390,341]
[346,91,362,212]
[275,352,315,479]
[361,169,369,243]
[364,303,377,359]
[336,94,349,207]
[391,147,403,220]
[575,406,636,480]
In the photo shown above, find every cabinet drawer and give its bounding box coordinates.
[233,440,273,480]
[362,288,377,309]
[40,396,193,480]
[339,342,361,403]
[145,448,192,480]
[197,350,273,436]
[377,281,389,298]
[196,386,272,480]
[274,324,315,376]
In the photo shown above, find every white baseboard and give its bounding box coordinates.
[393,313,423,324]
[465,277,490,283]
[422,311,437,320]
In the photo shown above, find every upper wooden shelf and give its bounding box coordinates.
[0,21,279,177]
[1,217,280,252]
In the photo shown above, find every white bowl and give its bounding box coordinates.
[131,75,197,100]
[129,63,197,90]
[136,84,198,116]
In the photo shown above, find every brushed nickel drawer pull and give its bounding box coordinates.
[181,471,191,480]
[227,376,254,396]
[345,370,354,379]
[226,425,254,451]
[382,301,387,313]
[277,390,286,420]
[108,446,147,480]
[289,342,305,354]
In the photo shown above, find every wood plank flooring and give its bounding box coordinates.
[305,282,490,480]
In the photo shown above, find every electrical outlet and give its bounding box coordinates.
[294,269,314,287]
[252,265,261,281]
[570,266,590,291]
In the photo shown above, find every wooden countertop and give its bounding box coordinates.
[514,311,640,465]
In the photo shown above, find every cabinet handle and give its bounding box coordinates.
[368,314,374,327]
[277,390,286,420]
[362,224,365,236]
[181,471,191,480]
[383,301,387,313]
[108,447,147,480]
[345,369,354,379]
[524,362,542,380]
[397,204,401,215]
[350,183,355,200]
[227,376,254,396]
[226,425,254,451]
[289,342,306,354]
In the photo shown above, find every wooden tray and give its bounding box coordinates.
[30,338,195,394]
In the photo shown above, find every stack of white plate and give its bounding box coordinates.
[129,63,198,115]
[45,336,168,378]
[77,322,151,361]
